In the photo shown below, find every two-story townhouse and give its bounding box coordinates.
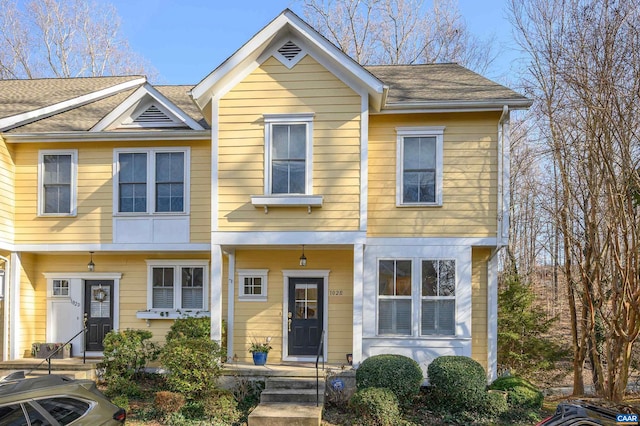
[0,9,530,379]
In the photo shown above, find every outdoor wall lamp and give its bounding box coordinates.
[87,252,95,272]
[299,245,307,267]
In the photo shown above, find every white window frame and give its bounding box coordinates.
[375,257,458,338]
[237,269,268,301]
[113,147,190,216]
[38,149,78,217]
[396,127,445,206]
[52,279,70,297]
[264,114,314,195]
[420,259,456,336]
[377,259,413,336]
[145,260,209,312]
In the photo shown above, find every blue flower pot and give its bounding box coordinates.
[252,352,268,366]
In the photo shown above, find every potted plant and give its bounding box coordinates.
[248,337,272,365]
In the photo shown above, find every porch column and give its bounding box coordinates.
[352,243,364,365]
[226,249,235,360]
[210,244,223,342]
[9,252,20,360]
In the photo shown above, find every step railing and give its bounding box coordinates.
[26,326,88,376]
[315,329,325,407]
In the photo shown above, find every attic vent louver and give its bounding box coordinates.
[134,105,173,123]
[278,41,302,61]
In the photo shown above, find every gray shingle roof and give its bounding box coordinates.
[366,63,529,105]
[0,76,143,119]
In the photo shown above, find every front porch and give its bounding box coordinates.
[0,357,102,380]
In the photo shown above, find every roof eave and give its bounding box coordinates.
[3,130,211,143]
[378,98,533,113]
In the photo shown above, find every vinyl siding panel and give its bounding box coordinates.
[218,55,362,231]
[12,140,210,244]
[0,137,14,247]
[232,249,353,364]
[471,247,490,371]
[368,112,501,237]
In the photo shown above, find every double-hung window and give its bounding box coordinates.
[264,114,313,195]
[421,260,456,335]
[38,150,77,216]
[147,260,208,311]
[378,260,412,335]
[396,127,445,206]
[115,148,189,214]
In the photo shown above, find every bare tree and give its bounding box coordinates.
[300,0,496,72]
[0,0,154,79]
[510,0,640,401]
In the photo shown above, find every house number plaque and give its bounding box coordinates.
[329,290,344,296]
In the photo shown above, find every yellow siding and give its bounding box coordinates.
[13,140,210,244]
[368,112,500,237]
[471,247,490,371]
[0,137,14,246]
[232,249,353,363]
[218,55,362,231]
[18,253,211,353]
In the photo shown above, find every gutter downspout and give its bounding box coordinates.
[487,106,510,382]
[0,255,8,361]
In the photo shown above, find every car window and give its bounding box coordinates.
[35,398,89,425]
[0,403,29,426]
[24,403,55,426]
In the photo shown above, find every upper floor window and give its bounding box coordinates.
[396,127,445,206]
[114,148,189,215]
[264,114,313,195]
[38,150,77,216]
[147,260,208,311]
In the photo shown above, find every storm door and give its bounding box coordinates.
[287,277,323,356]
[84,280,114,352]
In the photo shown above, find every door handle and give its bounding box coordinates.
[288,312,292,332]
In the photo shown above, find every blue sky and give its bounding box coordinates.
[111,0,521,85]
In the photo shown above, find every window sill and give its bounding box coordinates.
[238,296,267,302]
[251,195,323,214]
[136,310,210,320]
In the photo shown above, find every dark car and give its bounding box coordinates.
[537,400,639,426]
[0,373,125,425]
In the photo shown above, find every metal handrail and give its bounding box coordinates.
[315,329,325,407]
[26,326,88,376]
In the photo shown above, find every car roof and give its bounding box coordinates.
[0,375,89,397]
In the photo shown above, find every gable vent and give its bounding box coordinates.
[133,105,173,123]
[278,41,302,61]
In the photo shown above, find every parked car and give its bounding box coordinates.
[0,373,125,425]
[537,400,638,426]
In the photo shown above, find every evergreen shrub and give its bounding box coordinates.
[427,355,487,413]
[355,354,423,402]
[99,329,159,382]
[488,376,543,409]
[349,387,400,426]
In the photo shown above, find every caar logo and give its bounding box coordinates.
[617,413,638,424]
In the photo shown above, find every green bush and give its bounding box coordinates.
[202,390,241,425]
[488,376,543,409]
[160,336,225,399]
[99,329,160,382]
[349,387,400,426]
[109,394,129,413]
[427,356,487,413]
[166,316,211,341]
[479,391,509,418]
[104,376,143,399]
[355,354,423,402]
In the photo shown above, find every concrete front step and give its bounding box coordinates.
[248,403,322,426]
[260,388,324,404]
[0,369,92,380]
[266,377,325,390]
